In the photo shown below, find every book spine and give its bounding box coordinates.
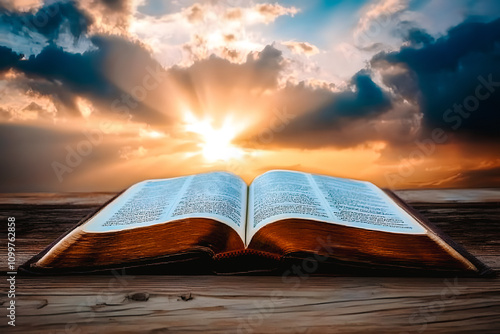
[214,249,281,261]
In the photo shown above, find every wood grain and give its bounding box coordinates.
[0,190,499,333]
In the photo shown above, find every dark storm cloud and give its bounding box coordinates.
[271,71,392,144]
[1,36,169,122]
[17,42,118,98]
[319,72,391,120]
[0,1,92,41]
[0,45,22,71]
[1,41,116,108]
[373,18,500,139]
[0,0,164,120]
[403,27,435,47]
[0,1,112,107]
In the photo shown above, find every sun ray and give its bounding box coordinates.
[184,111,245,162]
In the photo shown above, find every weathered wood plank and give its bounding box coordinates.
[1,276,499,333]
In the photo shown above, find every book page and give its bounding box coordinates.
[311,174,426,234]
[246,170,333,244]
[168,172,247,240]
[247,170,426,244]
[83,176,189,232]
[83,172,247,241]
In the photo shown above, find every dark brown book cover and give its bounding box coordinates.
[383,190,494,277]
[19,185,494,277]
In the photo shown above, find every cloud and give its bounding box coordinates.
[1,0,42,11]
[253,3,298,23]
[1,35,175,124]
[179,44,284,87]
[355,0,409,43]
[401,26,435,47]
[186,3,204,23]
[17,42,119,98]
[0,46,23,71]
[243,70,394,149]
[94,0,128,12]
[84,0,138,36]
[22,101,54,118]
[0,1,170,123]
[165,44,285,120]
[282,41,319,56]
[372,17,500,139]
[125,1,299,67]
[223,3,298,24]
[0,107,11,121]
[0,1,93,42]
[303,71,391,121]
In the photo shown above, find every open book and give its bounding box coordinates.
[21,170,491,276]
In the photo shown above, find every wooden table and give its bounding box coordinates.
[1,190,499,333]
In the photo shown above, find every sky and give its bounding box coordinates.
[0,0,500,192]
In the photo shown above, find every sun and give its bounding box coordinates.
[184,111,245,162]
